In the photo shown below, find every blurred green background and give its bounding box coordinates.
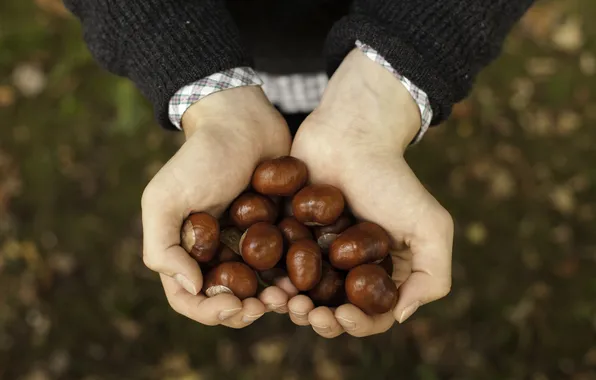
[1,0,596,379]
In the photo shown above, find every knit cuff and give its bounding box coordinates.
[325,15,454,126]
[106,0,253,130]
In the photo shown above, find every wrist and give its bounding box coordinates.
[181,86,291,157]
[318,49,421,151]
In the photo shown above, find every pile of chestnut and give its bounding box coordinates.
[180,157,398,315]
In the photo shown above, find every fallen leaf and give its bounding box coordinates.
[0,86,15,107]
[35,0,70,17]
[12,63,47,97]
[552,17,584,53]
[465,222,487,245]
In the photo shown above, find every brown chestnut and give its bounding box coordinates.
[229,192,278,230]
[278,216,313,246]
[216,244,240,263]
[220,227,243,254]
[308,262,345,307]
[251,156,308,196]
[345,264,398,315]
[313,214,353,251]
[286,239,322,291]
[181,212,220,263]
[329,222,390,270]
[203,262,257,300]
[292,184,345,226]
[240,222,283,271]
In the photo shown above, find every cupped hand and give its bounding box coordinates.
[141,87,292,328]
[288,49,454,338]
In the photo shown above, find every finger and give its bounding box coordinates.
[141,185,203,294]
[258,286,289,313]
[287,295,314,326]
[390,249,413,288]
[161,274,242,325]
[308,307,344,338]
[273,276,299,297]
[221,297,266,328]
[335,304,395,337]
[394,234,452,324]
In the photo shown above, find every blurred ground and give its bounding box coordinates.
[1,0,596,379]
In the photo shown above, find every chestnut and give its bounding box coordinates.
[251,156,308,196]
[204,243,241,271]
[286,239,322,291]
[220,227,243,255]
[329,222,390,270]
[278,216,313,246]
[345,264,398,315]
[240,222,284,271]
[292,184,345,226]
[308,262,345,307]
[229,192,278,230]
[216,244,240,263]
[180,212,220,263]
[203,262,257,300]
[313,214,353,251]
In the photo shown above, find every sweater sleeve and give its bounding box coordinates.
[64,0,253,130]
[324,0,535,125]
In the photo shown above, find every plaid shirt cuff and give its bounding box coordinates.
[168,44,432,143]
[168,67,263,129]
[355,40,432,144]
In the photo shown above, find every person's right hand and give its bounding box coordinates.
[141,87,292,328]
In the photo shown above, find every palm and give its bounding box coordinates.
[287,114,452,337]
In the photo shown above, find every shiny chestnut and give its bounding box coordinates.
[229,192,278,230]
[203,262,258,300]
[240,222,284,271]
[251,156,308,196]
[292,184,345,226]
[181,212,220,263]
[314,214,353,251]
[329,221,390,270]
[286,239,322,291]
[278,216,313,246]
[308,263,345,307]
[345,264,398,315]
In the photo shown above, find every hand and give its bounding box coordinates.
[289,49,454,338]
[141,87,292,328]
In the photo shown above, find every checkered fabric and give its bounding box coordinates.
[168,41,432,143]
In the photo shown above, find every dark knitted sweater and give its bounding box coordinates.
[64,0,535,130]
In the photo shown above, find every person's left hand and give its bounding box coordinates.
[287,49,454,338]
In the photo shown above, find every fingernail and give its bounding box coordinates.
[337,317,355,331]
[399,302,421,323]
[174,273,198,295]
[219,308,242,321]
[312,325,330,333]
[268,303,288,313]
[242,313,264,323]
[290,311,307,317]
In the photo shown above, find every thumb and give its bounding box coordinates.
[394,225,453,323]
[141,185,204,296]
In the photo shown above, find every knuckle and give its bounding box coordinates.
[434,279,452,300]
[437,208,454,233]
[142,252,161,271]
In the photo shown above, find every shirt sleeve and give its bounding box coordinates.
[63,0,253,131]
[168,67,263,129]
[325,0,535,125]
